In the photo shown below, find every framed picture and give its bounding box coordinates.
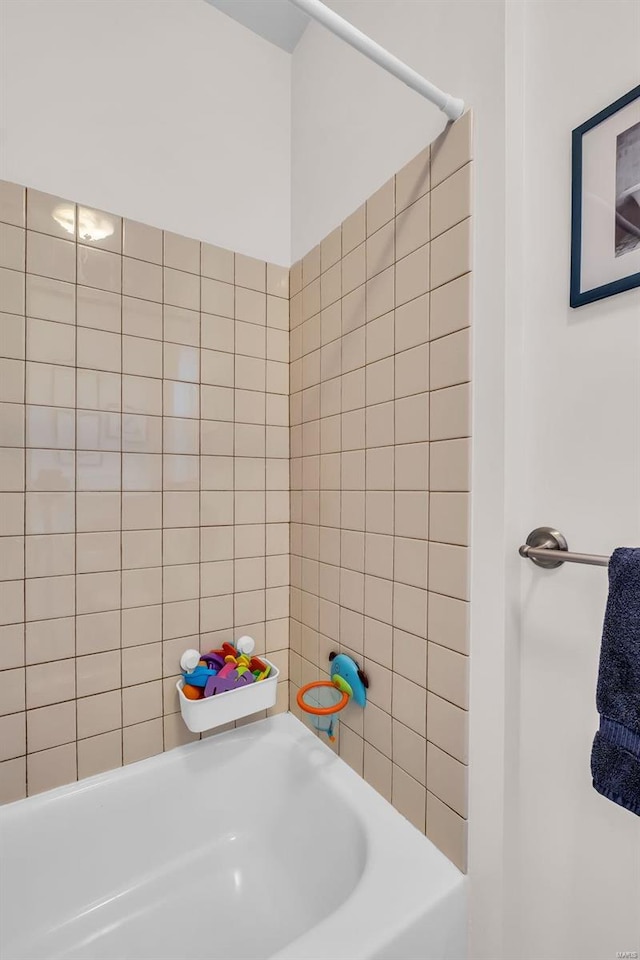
[571,85,640,307]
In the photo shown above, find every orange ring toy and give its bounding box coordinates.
[296,681,350,716]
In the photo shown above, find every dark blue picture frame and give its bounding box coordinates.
[570,85,640,308]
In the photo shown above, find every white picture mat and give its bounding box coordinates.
[581,97,640,292]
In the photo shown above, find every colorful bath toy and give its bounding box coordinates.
[179,637,272,702]
[205,669,255,696]
[217,661,237,680]
[329,652,368,707]
[184,664,217,688]
[296,652,369,741]
[199,653,225,671]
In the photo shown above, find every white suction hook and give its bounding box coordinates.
[180,649,201,674]
[236,635,255,657]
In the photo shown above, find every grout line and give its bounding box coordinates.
[196,243,203,741]
[71,203,79,787]
[231,252,236,670]
[119,215,125,766]
[21,190,28,796]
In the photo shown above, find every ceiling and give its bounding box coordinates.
[204,0,310,53]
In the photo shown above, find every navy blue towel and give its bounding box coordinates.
[591,547,640,816]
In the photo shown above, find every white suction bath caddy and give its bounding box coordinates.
[177,661,279,733]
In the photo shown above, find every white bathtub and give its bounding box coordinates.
[0,713,466,960]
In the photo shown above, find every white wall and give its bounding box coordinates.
[291,4,510,957]
[507,1,640,958]
[0,0,291,264]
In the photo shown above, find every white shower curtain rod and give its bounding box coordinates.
[289,0,464,121]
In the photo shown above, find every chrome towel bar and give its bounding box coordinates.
[519,527,610,569]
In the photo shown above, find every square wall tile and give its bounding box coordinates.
[27,701,76,753]
[123,219,162,263]
[25,617,74,665]
[0,311,25,359]
[0,268,24,316]
[123,718,163,764]
[342,244,365,296]
[201,278,234,318]
[77,690,122,739]
[427,691,468,763]
[123,257,162,302]
[164,267,199,311]
[395,294,429,353]
[395,343,429,398]
[123,296,162,340]
[26,533,74,578]
[363,742,392,802]
[367,178,395,236]
[26,362,74,408]
[367,222,394,280]
[164,232,200,274]
[396,244,429,307]
[431,163,472,239]
[77,730,122,779]
[427,741,468,818]
[77,247,120,293]
[27,743,77,795]
[393,719,426,785]
[430,383,470,441]
[26,575,75,622]
[202,243,234,283]
[431,110,473,188]
[27,317,75,367]
[1,723,25,772]
[426,791,467,872]
[430,439,470,492]
[0,757,26,802]
[0,623,24,670]
[395,193,429,261]
[0,181,25,227]
[26,659,75,709]
[76,650,121,698]
[428,542,469,601]
[396,145,430,213]
[77,328,121,374]
[0,375,24,433]
[427,641,468,709]
[430,273,471,341]
[427,592,469,655]
[0,222,25,271]
[392,765,426,832]
[77,286,121,334]
[77,206,121,253]
[430,219,471,291]
[27,190,74,238]
[429,492,469,546]
[236,253,266,292]
[342,205,365,255]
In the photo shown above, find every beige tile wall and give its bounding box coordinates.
[0,111,471,873]
[288,111,472,871]
[0,183,289,801]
